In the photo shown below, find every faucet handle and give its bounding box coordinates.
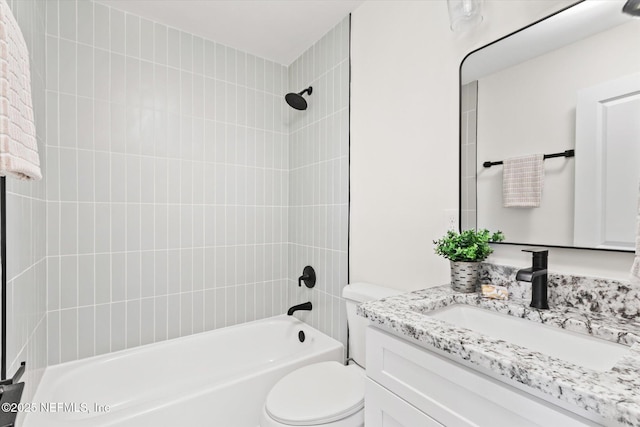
[298,266,316,288]
[522,248,548,269]
[522,247,548,254]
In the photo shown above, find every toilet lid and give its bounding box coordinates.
[265,361,365,426]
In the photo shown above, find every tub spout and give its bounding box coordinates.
[287,302,312,316]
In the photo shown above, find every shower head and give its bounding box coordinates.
[623,0,640,16]
[285,86,313,110]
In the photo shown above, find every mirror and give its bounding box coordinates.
[460,0,640,251]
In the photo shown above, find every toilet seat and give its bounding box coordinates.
[265,362,365,426]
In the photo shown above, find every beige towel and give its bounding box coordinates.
[631,181,640,285]
[503,154,543,208]
[0,0,41,181]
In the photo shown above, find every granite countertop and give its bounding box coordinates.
[357,284,640,427]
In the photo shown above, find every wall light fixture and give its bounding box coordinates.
[447,0,483,32]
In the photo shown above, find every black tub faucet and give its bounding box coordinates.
[516,248,549,309]
[287,302,312,316]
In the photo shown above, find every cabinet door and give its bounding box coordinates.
[366,379,443,427]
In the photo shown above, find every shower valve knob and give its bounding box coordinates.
[298,266,316,288]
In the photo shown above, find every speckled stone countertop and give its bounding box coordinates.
[357,270,640,426]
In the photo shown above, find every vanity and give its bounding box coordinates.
[357,1,640,424]
[357,265,640,427]
[361,1,640,424]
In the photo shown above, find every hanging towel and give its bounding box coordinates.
[503,154,544,208]
[631,181,640,285]
[0,0,41,181]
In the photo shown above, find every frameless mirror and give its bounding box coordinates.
[460,0,640,251]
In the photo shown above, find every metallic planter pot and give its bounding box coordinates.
[450,261,480,293]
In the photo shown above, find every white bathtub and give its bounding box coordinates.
[24,315,343,427]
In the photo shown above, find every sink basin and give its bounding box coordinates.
[425,304,629,371]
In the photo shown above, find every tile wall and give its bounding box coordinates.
[287,17,350,354]
[461,80,477,231]
[4,0,48,403]
[1,0,350,372]
[44,0,290,364]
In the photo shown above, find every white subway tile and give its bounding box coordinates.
[154,296,168,342]
[140,19,154,62]
[60,255,78,308]
[59,0,76,41]
[154,205,168,250]
[59,94,77,148]
[94,99,110,151]
[154,251,168,296]
[46,0,59,37]
[95,254,111,304]
[126,252,141,300]
[109,9,125,55]
[125,299,140,348]
[167,28,180,69]
[110,53,126,105]
[154,24,167,65]
[77,204,94,254]
[110,302,126,351]
[60,309,78,363]
[180,292,193,336]
[95,304,111,355]
[78,306,94,359]
[110,204,126,253]
[47,257,60,311]
[140,62,155,110]
[126,58,141,107]
[141,204,155,251]
[126,204,141,252]
[77,44,93,98]
[140,298,154,345]
[204,290,215,330]
[94,3,109,51]
[167,295,180,339]
[180,32,193,72]
[140,156,155,203]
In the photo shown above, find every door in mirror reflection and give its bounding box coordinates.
[574,73,640,250]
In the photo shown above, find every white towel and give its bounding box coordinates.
[0,0,41,181]
[631,180,640,285]
[503,154,544,208]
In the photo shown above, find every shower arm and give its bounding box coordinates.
[298,87,313,96]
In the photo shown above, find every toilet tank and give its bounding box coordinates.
[342,282,402,368]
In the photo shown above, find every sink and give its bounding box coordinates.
[425,304,629,372]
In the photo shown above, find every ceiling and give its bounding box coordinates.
[96,0,364,65]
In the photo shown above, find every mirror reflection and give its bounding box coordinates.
[460,0,640,251]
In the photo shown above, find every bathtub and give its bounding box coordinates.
[24,315,343,427]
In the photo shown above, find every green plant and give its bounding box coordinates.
[434,229,505,262]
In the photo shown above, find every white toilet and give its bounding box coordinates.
[259,282,400,427]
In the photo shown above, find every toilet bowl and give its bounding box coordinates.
[259,283,401,427]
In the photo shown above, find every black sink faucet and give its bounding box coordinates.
[515,248,549,309]
[287,301,312,316]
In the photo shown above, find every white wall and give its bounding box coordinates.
[348,0,639,292]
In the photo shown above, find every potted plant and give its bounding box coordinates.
[434,229,505,293]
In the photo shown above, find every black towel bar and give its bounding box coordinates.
[483,149,575,168]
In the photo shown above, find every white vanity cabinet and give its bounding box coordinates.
[365,327,601,427]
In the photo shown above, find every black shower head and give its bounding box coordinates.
[285,86,313,110]
[623,0,640,16]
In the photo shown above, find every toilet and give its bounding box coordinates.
[259,282,401,427]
